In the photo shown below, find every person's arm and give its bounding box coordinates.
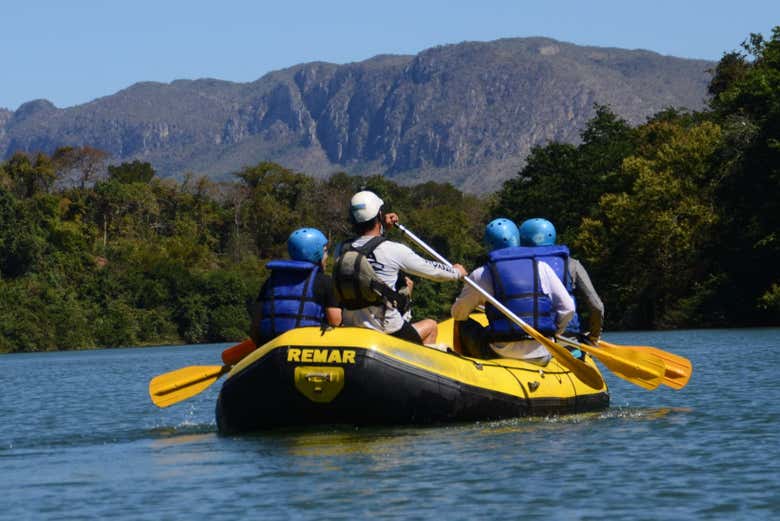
[451,267,490,321]
[569,258,604,340]
[319,274,342,326]
[383,212,399,229]
[325,307,342,327]
[402,275,413,296]
[539,262,574,335]
[249,280,269,345]
[392,242,466,281]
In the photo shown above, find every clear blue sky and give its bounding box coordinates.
[2,0,778,110]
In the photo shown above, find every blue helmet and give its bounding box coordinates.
[484,218,520,251]
[518,218,556,246]
[288,228,328,263]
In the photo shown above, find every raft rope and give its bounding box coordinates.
[502,365,531,401]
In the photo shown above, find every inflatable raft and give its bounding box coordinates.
[215,316,609,433]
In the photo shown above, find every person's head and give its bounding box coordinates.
[484,218,520,251]
[518,218,556,246]
[349,190,384,235]
[288,227,329,266]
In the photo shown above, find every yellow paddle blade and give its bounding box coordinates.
[599,340,692,390]
[559,337,666,390]
[586,345,665,390]
[149,365,228,408]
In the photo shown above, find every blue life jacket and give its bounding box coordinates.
[485,245,580,340]
[258,260,324,341]
[485,247,556,340]
[520,245,581,335]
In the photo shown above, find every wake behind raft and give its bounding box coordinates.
[215,316,609,434]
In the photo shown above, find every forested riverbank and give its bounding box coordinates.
[1,29,778,353]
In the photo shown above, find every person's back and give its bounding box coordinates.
[339,235,462,339]
[335,190,465,345]
[250,228,341,347]
[482,245,568,340]
[518,218,604,343]
[451,218,574,363]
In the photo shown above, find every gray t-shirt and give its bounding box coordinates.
[568,257,605,339]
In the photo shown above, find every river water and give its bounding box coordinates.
[1,328,779,520]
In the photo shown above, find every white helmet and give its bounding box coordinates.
[350,191,384,223]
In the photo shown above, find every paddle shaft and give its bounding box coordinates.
[397,224,565,346]
[396,223,604,389]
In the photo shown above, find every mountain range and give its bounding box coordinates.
[0,37,714,193]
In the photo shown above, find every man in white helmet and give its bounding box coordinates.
[334,190,467,345]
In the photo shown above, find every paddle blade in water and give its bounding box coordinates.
[589,344,666,390]
[599,340,692,390]
[559,337,666,390]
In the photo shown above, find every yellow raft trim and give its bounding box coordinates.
[227,326,606,401]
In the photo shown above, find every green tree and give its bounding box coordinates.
[107,160,155,184]
[0,188,47,277]
[90,178,161,247]
[236,162,316,258]
[4,152,57,198]
[52,146,109,189]
[708,27,780,323]
[576,119,723,328]
[708,51,751,98]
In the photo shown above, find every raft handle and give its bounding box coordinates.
[305,373,333,383]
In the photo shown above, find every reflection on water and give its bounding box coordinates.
[278,428,421,459]
[231,406,690,461]
[150,432,216,448]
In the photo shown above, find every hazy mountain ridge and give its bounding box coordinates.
[0,37,713,192]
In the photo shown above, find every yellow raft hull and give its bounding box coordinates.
[216,318,609,433]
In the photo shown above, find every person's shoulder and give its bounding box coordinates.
[376,239,414,255]
[470,265,488,278]
[567,257,586,277]
[465,265,491,286]
[538,260,559,277]
[377,237,404,247]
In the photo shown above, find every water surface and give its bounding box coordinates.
[1,329,779,520]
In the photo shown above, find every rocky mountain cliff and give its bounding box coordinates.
[0,37,713,193]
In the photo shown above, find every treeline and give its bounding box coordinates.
[494,28,780,329]
[0,155,487,352]
[1,28,778,352]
